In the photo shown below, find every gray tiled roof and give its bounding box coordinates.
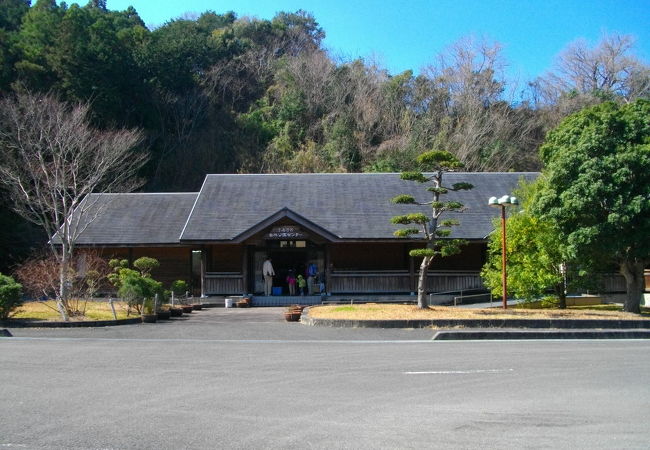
[72,193,198,245]
[180,173,538,241]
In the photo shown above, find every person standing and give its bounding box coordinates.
[297,274,306,296]
[306,262,318,295]
[263,257,275,296]
[286,270,296,296]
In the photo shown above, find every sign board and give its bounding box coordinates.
[265,225,307,240]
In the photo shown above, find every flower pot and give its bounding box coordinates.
[141,313,157,323]
[170,307,183,317]
[284,311,301,322]
[181,305,193,313]
[192,304,203,311]
[157,310,171,320]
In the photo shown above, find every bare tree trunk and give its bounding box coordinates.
[620,260,645,314]
[417,256,432,309]
[57,243,70,321]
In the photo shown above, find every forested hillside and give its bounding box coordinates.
[0,0,648,269]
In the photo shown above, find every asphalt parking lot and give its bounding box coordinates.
[2,307,650,449]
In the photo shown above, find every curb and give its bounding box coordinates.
[433,329,650,340]
[1,317,142,328]
[302,316,650,329]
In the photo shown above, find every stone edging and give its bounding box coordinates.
[433,330,650,340]
[301,316,650,329]
[1,317,142,328]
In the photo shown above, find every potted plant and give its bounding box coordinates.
[169,280,192,314]
[283,305,302,322]
[156,305,171,320]
[141,298,157,323]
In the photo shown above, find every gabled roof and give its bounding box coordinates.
[228,207,341,243]
[179,172,538,241]
[71,193,198,245]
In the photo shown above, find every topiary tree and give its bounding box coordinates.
[391,150,473,308]
[133,257,160,277]
[0,273,23,320]
[170,280,189,296]
[108,258,162,314]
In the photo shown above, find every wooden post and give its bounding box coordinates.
[325,245,331,295]
[242,246,249,295]
[408,244,415,295]
[200,248,206,298]
[108,298,117,320]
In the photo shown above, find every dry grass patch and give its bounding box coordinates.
[308,304,650,321]
[11,300,133,321]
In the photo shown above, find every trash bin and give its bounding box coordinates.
[272,287,282,296]
[225,298,233,308]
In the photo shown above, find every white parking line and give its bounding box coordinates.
[404,369,515,374]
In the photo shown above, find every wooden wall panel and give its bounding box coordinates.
[131,247,190,288]
[209,245,243,272]
[329,243,408,270]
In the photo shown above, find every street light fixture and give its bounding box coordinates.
[488,195,519,309]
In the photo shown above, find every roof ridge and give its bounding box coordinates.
[91,192,199,195]
[204,172,540,177]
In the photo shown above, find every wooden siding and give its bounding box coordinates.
[329,243,409,270]
[204,273,244,295]
[330,270,410,293]
[209,245,243,272]
[426,272,484,292]
[602,273,626,293]
[132,247,190,288]
[329,270,484,294]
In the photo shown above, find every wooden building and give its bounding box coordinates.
[72,173,538,298]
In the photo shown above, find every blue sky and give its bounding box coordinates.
[108,0,649,81]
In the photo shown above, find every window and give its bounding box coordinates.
[279,240,306,248]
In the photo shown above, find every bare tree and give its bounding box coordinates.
[0,91,146,320]
[423,36,539,171]
[533,33,650,108]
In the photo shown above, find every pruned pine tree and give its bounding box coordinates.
[391,151,473,308]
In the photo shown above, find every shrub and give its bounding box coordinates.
[133,257,160,277]
[14,251,109,317]
[0,273,23,320]
[170,280,189,296]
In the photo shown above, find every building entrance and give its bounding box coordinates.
[250,246,324,295]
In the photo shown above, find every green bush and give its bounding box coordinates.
[170,280,189,296]
[133,257,160,276]
[0,273,23,320]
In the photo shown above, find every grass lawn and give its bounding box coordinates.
[307,303,650,321]
[11,300,134,321]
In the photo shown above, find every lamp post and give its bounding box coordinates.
[488,195,519,309]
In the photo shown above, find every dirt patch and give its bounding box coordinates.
[307,304,649,321]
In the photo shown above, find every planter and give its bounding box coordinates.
[157,310,171,320]
[170,307,183,317]
[236,300,250,308]
[192,304,203,311]
[284,311,301,322]
[181,305,193,313]
[141,314,157,323]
